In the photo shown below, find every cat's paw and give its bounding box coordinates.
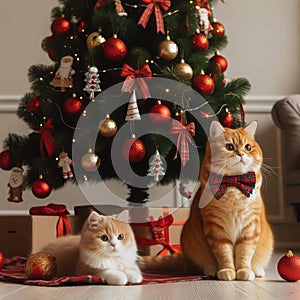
[105,272,128,285]
[217,269,236,281]
[126,270,143,284]
[254,267,265,278]
[236,269,255,281]
[204,267,218,278]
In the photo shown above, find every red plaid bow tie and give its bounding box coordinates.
[209,172,256,200]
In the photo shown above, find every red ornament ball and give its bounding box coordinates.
[28,97,43,115]
[277,250,300,282]
[77,20,87,33]
[64,97,84,118]
[0,150,12,170]
[32,178,52,198]
[0,251,4,270]
[221,108,234,128]
[149,101,171,123]
[25,252,57,280]
[192,73,215,95]
[41,36,52,52]
[102,35,127,62]
[212,21,225,36]
[122,136,146,163]
[192,32,209,52]
[209,53,228,73]
[51,17,71,35]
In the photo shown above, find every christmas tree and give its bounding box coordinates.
[0,0,251,204]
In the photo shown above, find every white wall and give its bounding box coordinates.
[0,0,299,219]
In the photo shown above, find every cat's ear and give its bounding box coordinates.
[210,121,225,138]
[244,121,257,137]
[88,211,104,228]
[113,210,130,223]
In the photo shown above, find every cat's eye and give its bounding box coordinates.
[245,144,252,151]
[100,235,108,242]
[225,143,234,151]
[118,234,124,240]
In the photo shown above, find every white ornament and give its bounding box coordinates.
[126,90,141,121]
[7,167,24,203]
[198,8,213,35]
[83,66,102,100]
[147,150,165,182]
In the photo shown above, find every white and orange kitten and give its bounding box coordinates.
[42,210,142,285]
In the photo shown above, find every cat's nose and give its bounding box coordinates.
[237,152,244,157]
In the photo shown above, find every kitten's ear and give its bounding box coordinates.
[88,211,104,228]
[244,121,257,137]
[115,210,130,223]
[210,121,225,138]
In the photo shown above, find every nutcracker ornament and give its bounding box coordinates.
[57,151,74,180]
[7,166,24,203]
[50,56,75,90]
[83,66,102,100]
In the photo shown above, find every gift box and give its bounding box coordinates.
[0,205,84,258]
[74,205,190,256]
[130,207,190,256]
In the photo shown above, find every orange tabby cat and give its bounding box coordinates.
[139,121,273,281]
[42,210,142,285]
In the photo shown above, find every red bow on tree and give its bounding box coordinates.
[29,203,72,237]
[209,171,256,200]
[138,0,171,34]
[120,63,152,99]
[39,119,55,157]
[170,120,195,167]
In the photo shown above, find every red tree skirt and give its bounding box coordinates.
[0,257,210,287]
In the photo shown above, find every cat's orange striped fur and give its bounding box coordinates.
[139,121,273,281]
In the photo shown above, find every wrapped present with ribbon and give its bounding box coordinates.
[131,207,190,256]
[170,119,195,167]
[138,0,171,34]
[29,203,72,238]
[121,63,152,99]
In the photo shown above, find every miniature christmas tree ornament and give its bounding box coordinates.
[125,90,141,121]
[147,149,166,182]
[83,66,101,100]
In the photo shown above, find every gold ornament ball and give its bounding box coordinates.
[99,115,118,137]
[25,252,57,280]
[81,150,101,172]
[174,59,193,81]
[158,36,178,61]
[87,32,106,50]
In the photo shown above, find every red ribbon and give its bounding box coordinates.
[120,64,152,99]
[138,0,171,34]
[39,119,55,157]
[29,203,72,237]
[170,120,195,167]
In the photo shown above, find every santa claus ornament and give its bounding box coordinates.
[57,151,74,180]
[50,56,75,90]
[7,166,24,203]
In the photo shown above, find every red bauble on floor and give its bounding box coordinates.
[277,250,300,282]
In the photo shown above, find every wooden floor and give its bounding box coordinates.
[0,251,299,300]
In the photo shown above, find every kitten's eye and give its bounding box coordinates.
[118,234,124,240]
[225,143,234,151]
[245,144,252,151]
[100,235,108,242]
